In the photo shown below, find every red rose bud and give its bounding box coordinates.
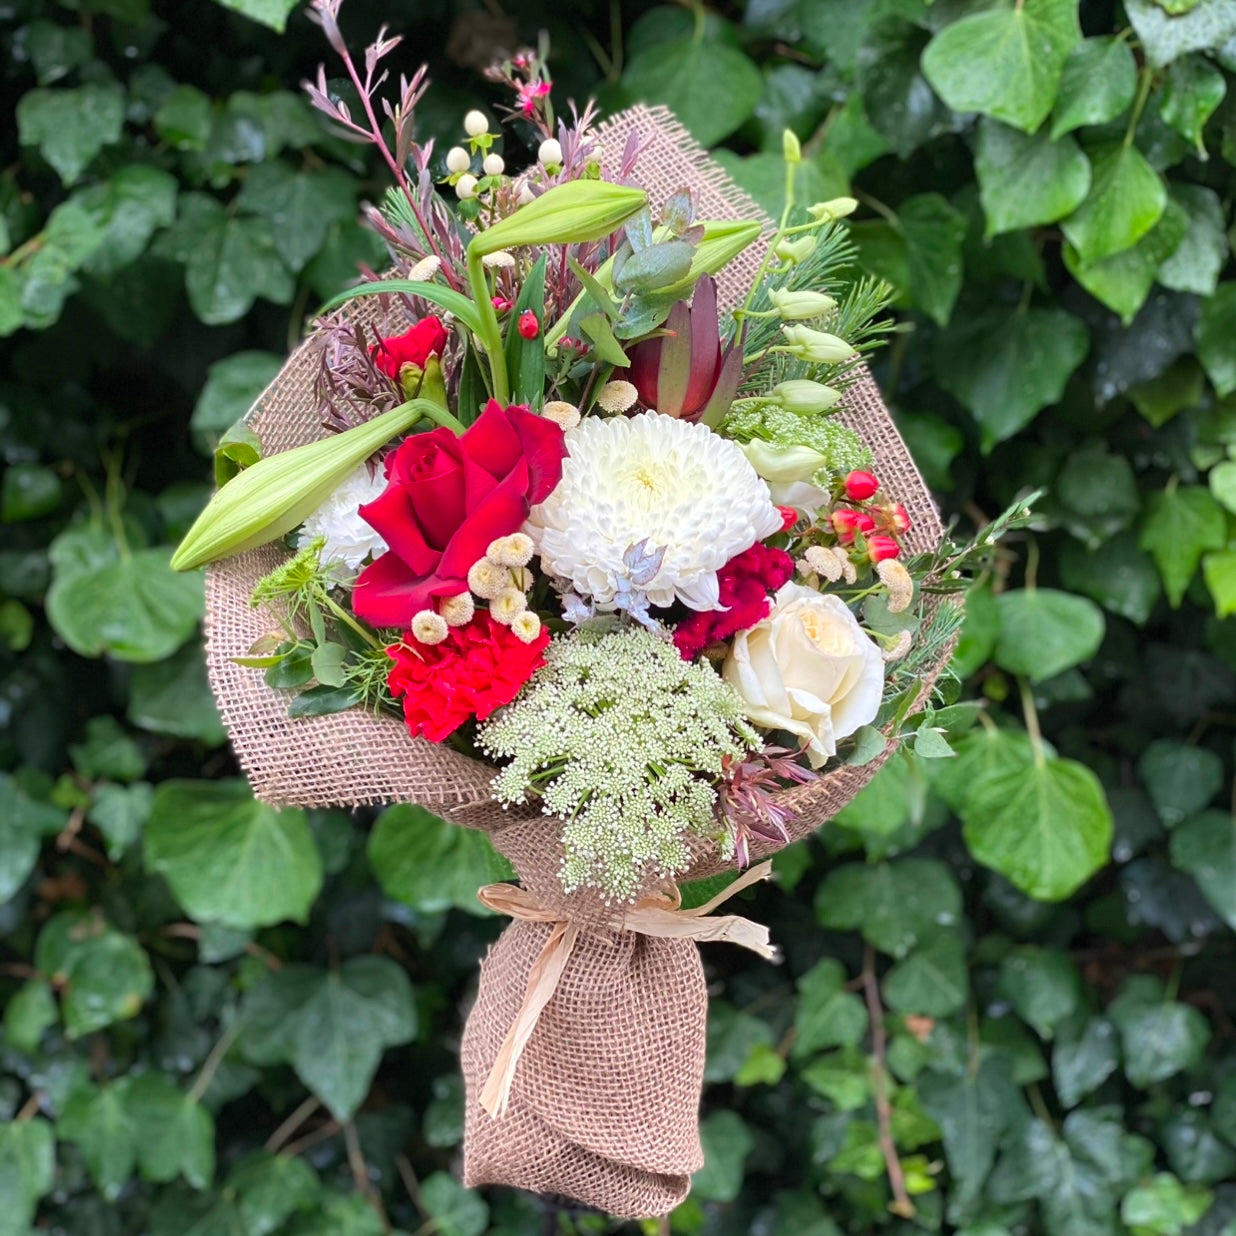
[492,296,512,313]
[777,505,799,532]
[867,535,900,563]
[518,310,540,339]
[891,502,912,533]
[831,509,862,544]
[372,317,448,380]
[844,470,880,502]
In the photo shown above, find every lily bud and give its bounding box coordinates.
[768,287,838,320]
[807,197,859,223]
[653,218,763,299]
[470,180,646,256]
[780,325,858,363]
[772,379,842,414]
[782,129,802,164]
[774,235,816,264]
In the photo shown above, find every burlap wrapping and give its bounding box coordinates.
[203,106,951,1218]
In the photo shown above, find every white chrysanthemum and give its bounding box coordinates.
[296,463,388,571]
[526,411,783,612]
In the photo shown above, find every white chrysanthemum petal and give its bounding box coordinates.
[296,463,388,571]
[525,411,782,612]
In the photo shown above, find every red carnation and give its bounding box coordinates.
[372,317,449,380]
[387,610,550,742]
[673,543,794,661]
[353,400,567,628]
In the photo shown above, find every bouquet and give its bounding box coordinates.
[176,3,965,1218]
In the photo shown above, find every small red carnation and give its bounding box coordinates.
[673,543,794,661]
[372,317,448,380]
[386,610,550,742]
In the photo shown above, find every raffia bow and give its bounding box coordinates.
[476,861,780,1118]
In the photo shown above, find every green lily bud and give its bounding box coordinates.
[768,287,838,320]
[653,219,764,300]
[780,325,858,363]
[171,400,448,571]
[774,234,816,264]
[807,196,859,223]
[469,181,647,256]
[773,379,843,414]
[783,129,802,164]
[740,439,829,485]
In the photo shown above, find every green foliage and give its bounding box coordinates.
[1,0,1234,1233]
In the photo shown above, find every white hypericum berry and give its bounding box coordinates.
[455,173,479,200]
[510,610,542,644]
[445,145,471,174]
[463,110,489,137]
[537,137,563,167]
[411,610,449,645]
[439,593,476,627]
[482,153,505,176]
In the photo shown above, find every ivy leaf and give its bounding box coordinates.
[34,910,154,1038]
[1058,533,1163,625]
[1158,185,1228,297]
[1061,144,1166,264]
[1050,36,1138,138]
[1108,976,1212,1087]
[0,773,67,903]
[1052,1014,1121,1107]
[125,1075,214,1188]
[367,804,513,917]
[88,782,153,860]
[975,120,1091,236]
[621,41,763,147]
[1121,1173,1213,1236]
[228,1152,321,1236]
[144,779,323,928]
[994,588,1106,680]
[882,932,968,1017]
[3,980,57,1056]
[16,82,125,185]
[921,0,1080,133]
[0,1119,54,1236]
[1125,0,1236,67]
[70,165,178,278]
[934,307,1089,450]
[1139,740,1224,825]
[1196,283,1236,397]
[816,859,962,958]
[996,947,1082,1038]
[1161,55,1227,154]
[1169,810,1236,927]
[792,959,868,1057]
[236,163,357,273]
[57,1084,137,1199]
[692,1110,754,1203]
[128,641,227,745]
[1140,485,1228,606]
[419,1173,489,1236]
[210,0,299,32]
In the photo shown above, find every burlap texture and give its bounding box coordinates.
[202,105,951,1218]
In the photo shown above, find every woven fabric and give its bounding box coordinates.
[201,104,952,1218]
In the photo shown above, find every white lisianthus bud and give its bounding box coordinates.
[768,287,838,320]
[463,109,489,137]
[490,588,527,624]
[595,380,638,413]
[774,235,816,264]
[542,400,582,430]
[483,153,505,176]
[455,173,479,200]
[467,558,508,599]
[445,145,471,174]
[780,324,858,363]
[808,196,859,223]
[538,137,563,167]
[723,583,883,767]
[510,610,543,644]
[411,610,449,645]
[773,379,843,414]
[487,533,535,568]
[782,129,802,164]
[439,593,476,626]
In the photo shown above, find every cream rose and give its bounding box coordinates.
[723,582,883,767]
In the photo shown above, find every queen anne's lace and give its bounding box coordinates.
[478,626,760,901]
[525,411,783,612]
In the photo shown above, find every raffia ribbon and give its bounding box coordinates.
[476,861,780,1118]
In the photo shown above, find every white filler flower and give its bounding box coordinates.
[526,410,782,611]
[297,463,389,571]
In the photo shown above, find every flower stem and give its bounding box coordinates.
[467,249,511,404]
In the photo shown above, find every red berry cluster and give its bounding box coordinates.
[829,470,912,563]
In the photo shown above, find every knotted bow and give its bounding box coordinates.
[476,861,780,1118]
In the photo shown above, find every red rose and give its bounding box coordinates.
[372,317,449,379]
[386,610,551,741]
[353,400,566,628]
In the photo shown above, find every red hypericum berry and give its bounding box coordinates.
[853,512,877,536]
[891,503,912,533]
[517,310,540,340]
[492,296,512,313]
[867,535,900,563]
[844,470,880,502]
[776,505,799,532]
[831,509,862,544]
